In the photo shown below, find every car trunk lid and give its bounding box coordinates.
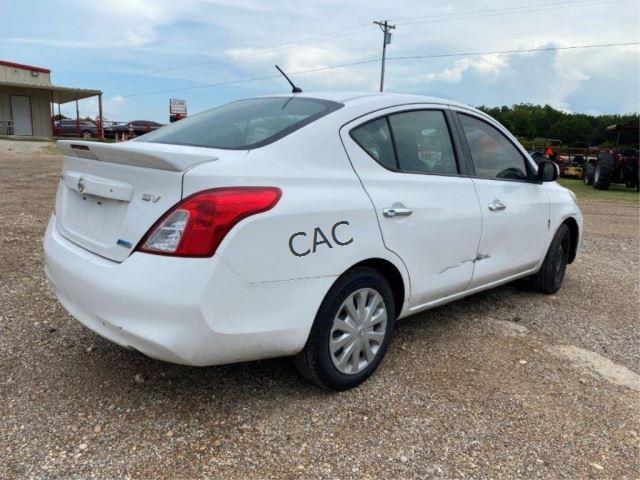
[54,140,220,262]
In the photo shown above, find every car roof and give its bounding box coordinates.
[255,91,484,118]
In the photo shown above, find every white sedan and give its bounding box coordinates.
[44,92,582,390]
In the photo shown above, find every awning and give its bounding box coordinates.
[0,79,101,104]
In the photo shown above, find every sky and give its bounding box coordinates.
[2,0,639,122]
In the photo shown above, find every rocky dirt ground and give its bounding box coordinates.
[1,139,638,479]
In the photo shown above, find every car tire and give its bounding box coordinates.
[621,161,638,189]
[81,130,92,138]
[529,224,570,294]
[294,266,396,391]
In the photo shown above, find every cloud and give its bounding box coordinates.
[423,55,507,82]
[224,43,375,89]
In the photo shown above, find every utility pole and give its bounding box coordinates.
[373,20,395,92]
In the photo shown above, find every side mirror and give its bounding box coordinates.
[536,160,559,183]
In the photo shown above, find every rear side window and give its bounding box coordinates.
[137,97,343,149]
[350,118,396,170]
[459,114,528,181]
[388,110,457,175]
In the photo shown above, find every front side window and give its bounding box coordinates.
[388,110,457,175]
[138,97,343,149]
[459,114,528,181]
[350,118,396,170]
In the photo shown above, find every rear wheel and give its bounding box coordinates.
[621,161,638,189]
[593,155,614,190]
[295,267,396,390]
[529,224,570,294]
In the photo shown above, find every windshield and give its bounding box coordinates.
[137,97,343,149]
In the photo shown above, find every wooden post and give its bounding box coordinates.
[49,90,54,137]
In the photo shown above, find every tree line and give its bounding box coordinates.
[477,104,639,148]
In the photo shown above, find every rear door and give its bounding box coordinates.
[453,110,550,287]
[341,106,482,307]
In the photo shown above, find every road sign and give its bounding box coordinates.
[169,99,187,115]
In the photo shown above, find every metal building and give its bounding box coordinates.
[0,60,102,138]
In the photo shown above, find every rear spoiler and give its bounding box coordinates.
[57,140,218,172]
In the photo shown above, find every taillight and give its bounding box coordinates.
[137,187,281,257]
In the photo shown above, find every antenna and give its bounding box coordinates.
[275,65,303,93]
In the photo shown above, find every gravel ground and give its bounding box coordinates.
[1,139,638,479]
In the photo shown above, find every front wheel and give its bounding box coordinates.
[295,267,396,390]
[529,224,570,294]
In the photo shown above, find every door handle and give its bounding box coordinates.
[383,207,413,218]
[488,200,506,211]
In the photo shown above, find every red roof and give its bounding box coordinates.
[0,60,50,74]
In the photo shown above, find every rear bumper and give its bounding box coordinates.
[43,216,334,366]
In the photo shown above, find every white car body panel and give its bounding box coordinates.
[54,156,183,262]
[468,178,550,287]
[44,217,335,366]
[43,92,582,367]
[340,105,482,306]
[182,116,408,286]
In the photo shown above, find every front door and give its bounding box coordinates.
[455,111,550,288]
[341,106,482,307]
[11,95,33,136]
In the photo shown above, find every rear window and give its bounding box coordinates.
[137,97,343,149]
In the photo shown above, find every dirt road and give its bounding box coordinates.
[1,140,638,479]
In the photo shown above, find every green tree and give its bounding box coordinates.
[477,104,639,147]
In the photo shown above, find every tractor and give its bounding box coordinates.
[583,124,639,191]
[561,142,596,180]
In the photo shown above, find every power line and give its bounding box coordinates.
[121,41,639,98]
[123,58,380,97]
[135,0,636,76]
[393,0,637,25]
[143,26,372,75]
[386,41,640,61]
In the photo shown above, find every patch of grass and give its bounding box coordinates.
[558,178,639,204]
[0,134,53,142]
[39,144,61,155]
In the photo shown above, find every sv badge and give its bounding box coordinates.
[142,193,162,203]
